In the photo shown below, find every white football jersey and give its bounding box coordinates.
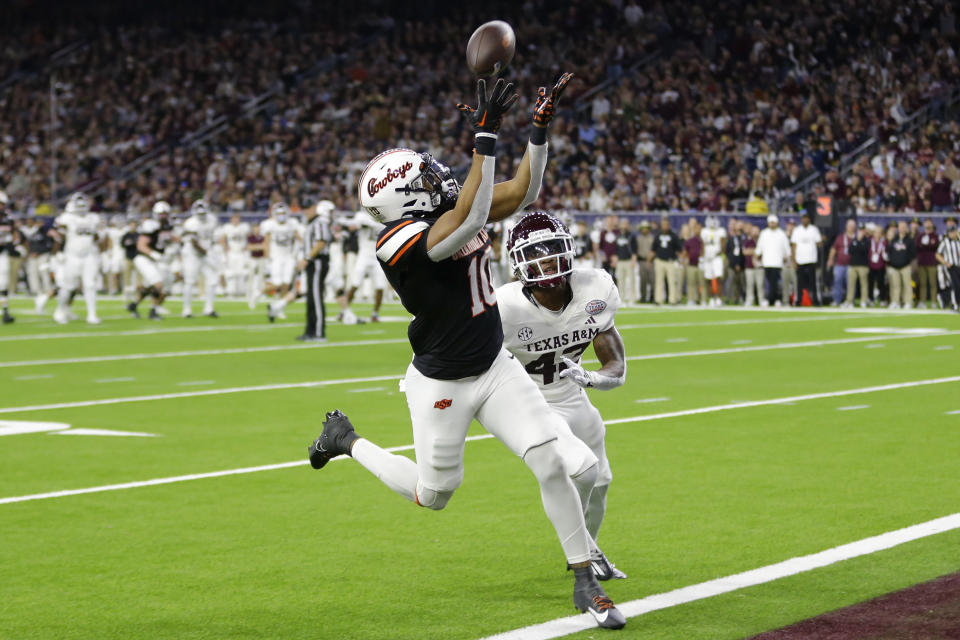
[107,226,125,257]
[343,211,382,256]
[701,226,726,260]
[182,214,219,256]
[262,218,300,257]
[498,269,621,404]
[55,212,101,256]
[219,222,251,252]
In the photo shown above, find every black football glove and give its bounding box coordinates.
[457,78,519,136]
[532,72,573,129]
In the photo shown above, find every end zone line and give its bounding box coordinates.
[477,512,960,640]
[2,375,959,505]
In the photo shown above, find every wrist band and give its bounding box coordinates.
[474,132,497,156]
[530,126,547,145]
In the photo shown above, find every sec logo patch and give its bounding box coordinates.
[517,326,534,342]
[585,299,606,315]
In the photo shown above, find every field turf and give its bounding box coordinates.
[1,298,958,640]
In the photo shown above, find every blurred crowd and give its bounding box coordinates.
[2,0,957,221]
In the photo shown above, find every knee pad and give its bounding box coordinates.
[415,484,455,511]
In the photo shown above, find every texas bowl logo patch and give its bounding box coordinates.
[517,326,534,342]
[585,299,607,315]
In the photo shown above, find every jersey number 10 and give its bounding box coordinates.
[467,247,497,317]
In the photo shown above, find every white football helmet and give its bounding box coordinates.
[358,148,460,224]
[190,199,212,218]
[705,215,720,229]
[65,192,91,215]
[270,202,290,222]
[152,201,171,217]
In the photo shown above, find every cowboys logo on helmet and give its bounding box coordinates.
[358,148,461,224]
[507,211,576,289]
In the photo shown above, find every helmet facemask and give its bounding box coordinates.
[395,153,460,219]
[511,234,574,289]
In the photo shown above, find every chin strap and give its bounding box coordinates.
[559,356,625,391]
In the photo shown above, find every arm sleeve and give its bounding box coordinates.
[515,142,548,213]
[427,154,495,262]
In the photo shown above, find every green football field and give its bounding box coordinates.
[2,297,959,640]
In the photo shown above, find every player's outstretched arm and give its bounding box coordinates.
[559,327,626,390]
[427,78,518,261]
[489,72,573,222]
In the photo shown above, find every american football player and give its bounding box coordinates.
[128,201,174,320]
[701,215,726,306]
[181,199,221,318]
[261,202,302,303]
[341,205,386,322]
[498,211,628,580]
[51,192,104,324]
[0,193,19,324]
[307,75,625,629]
[218,213,251,298]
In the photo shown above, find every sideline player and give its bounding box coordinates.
[497,211,628,580]
[701,215,726,307]
[308,76,625,628]
[51,192,104,324]
[128,201,174,319]
[181,199,220,318]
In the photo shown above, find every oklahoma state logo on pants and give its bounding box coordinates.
[433,398,453,410]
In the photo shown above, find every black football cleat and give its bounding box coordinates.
[308,410,359,469]
[573,568,626,629]
[205,311,219,319]
[127,302,140,319]
[148,308,162,321]
[2,309,14,324]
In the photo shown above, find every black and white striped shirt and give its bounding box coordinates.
[937,233,960,266]
[303,216,331,261]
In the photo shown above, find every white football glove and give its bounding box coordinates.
[558,356,625,391]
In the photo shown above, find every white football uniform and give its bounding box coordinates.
[262,218,301,285]
[219,221,250,295]
[345,211,387,291]
[105,225,125,274]
[181,214,220,315]
[497,269,621,492]
[700,226,726,280]
[55,212,101,292]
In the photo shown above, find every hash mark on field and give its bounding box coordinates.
[635,397,669,404]
[731,339,752,345]
[865,343,886,349]
[177,380,215,387]
[836,405,870,411]
[945,410,960,415]
[665,337,688,343]
[95,377,136,383]
[935,345,954,351]
[14,374,54,381]
[347,387,387,393]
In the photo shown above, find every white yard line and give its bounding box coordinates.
[0,338,409,368]
[477,512,960,640]
[0,323,302,342]
[617,313,910,330]
[2,375,958,503]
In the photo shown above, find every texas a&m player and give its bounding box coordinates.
[498,211,628,580]
[307,75,625,629]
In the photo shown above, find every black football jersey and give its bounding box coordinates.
[377,218,502,380]
[121,231,139,260]
[0,213,15,254]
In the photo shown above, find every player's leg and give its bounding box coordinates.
[202,259,217,316]
[82,254,100,323]
[55,255,80,323]
[182,254,198,317]
[371,263,388,321]
[0,253,12,323]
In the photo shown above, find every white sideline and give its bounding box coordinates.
[616,312,902,330]
[2,375,959,504]
[0,338,408,368]
[5,329,957,371]
[477,512,960,640]
[0,323,301,342]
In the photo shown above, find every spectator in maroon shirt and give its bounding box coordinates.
[931,165,955,212]
[682,220,704,305]
[598,215,620,278]
[916,218,940,307]
[827,218,856,305]
[744,225,763,306]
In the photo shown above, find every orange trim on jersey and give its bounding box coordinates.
[376,219,415,249]
[388,232,423,266]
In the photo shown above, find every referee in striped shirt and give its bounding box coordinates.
[298,200,334,340]
[936,218,960,311]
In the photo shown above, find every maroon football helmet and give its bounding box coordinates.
[507,211,575,288]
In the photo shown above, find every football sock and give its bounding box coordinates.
[83,285,97,318]
[57,286,71,312]
[523,440,592,565]
[183,280,194,313]
[351,438,419,503]
[203,275,216,313]
[584,483,608,541]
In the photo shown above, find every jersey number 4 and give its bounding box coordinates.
[467,248,497,317]
[525,342,590,385]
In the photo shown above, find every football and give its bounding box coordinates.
[465,20,516,77]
